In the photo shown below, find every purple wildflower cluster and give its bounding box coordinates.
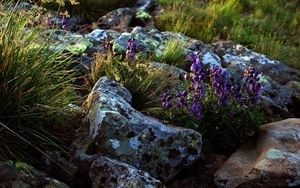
[209,67,230,106]
[126,38,137,60]
[162,51,263,121]
[161,93,173,109]
[243,66,262,106]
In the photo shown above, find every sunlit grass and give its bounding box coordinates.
[85,53,165,111]
[0,3,77,162]
[156,0,300,69]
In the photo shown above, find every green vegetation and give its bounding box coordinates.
[160,62,270,154]
[0,5,76,162]
[154,39,187,68]
[85,53,165,111]
[156,0,300,69]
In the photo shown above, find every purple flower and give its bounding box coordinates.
[126,38,137,60]
[190,102,202,121]
[177,90,189,108]
[243,66,263,106]
[189,51,202,74]
[161,93,173,109]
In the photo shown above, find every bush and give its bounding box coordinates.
[0,4,77,162]
[160,51,270,154]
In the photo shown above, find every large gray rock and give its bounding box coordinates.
[83,77,202,181]
[214,118,300,188]
[0,161,69,188]
[97,8,135,32]
[42,30,92,55]
[90,157,165,188]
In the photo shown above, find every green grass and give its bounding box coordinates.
[153,39,187,68]
[0,3,77,162]
[85,53,165,112]
[156,0,300,69]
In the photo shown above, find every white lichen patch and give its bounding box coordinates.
[109,139,121,149]
[86,29,108,42]
[266,149,300,164]
[222,54,249,67]
[256,54,277,65]
[202,52,222,67]
[129,136,141,150]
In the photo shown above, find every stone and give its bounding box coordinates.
[89,156,165,188]
[41,151,78,187]
[86,29,120,43]
[214,118,300,188]
[135,0,155,12]
[97,8,135,32]
[112,27,162,55]
[83,77,202,181]
[43,30,92,55]
[0,161,69,188]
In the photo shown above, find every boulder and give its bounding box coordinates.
[89,156,165,188]
[83,77,202,181]
[214,118,300,188]
[86,29,120,42]
[97,8,135,32]
[42,30,92,55]
[112,27,161,55]
[0,161,69,188]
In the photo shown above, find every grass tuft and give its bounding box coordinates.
[85,53,165,112]
[0,3,77,162]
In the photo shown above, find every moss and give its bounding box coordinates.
[136,10,152,22]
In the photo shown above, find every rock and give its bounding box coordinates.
[214,118,300,188]
[97,8,135,32]
[43,30,92,55]
[112,27,162,55]
[212,42,300,85]
[86,29,120,43]
[0,161,69,188]
[148,62,187,95]
[41,151,78,187]
[73,55,94,75]
[148,62,187,76]
[83,77,202,181]
[90,156,165,188]
[135,0,155,12]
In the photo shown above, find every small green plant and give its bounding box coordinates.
[154,39,187,68]
[160,51,270,154]
[0,3,77,162]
